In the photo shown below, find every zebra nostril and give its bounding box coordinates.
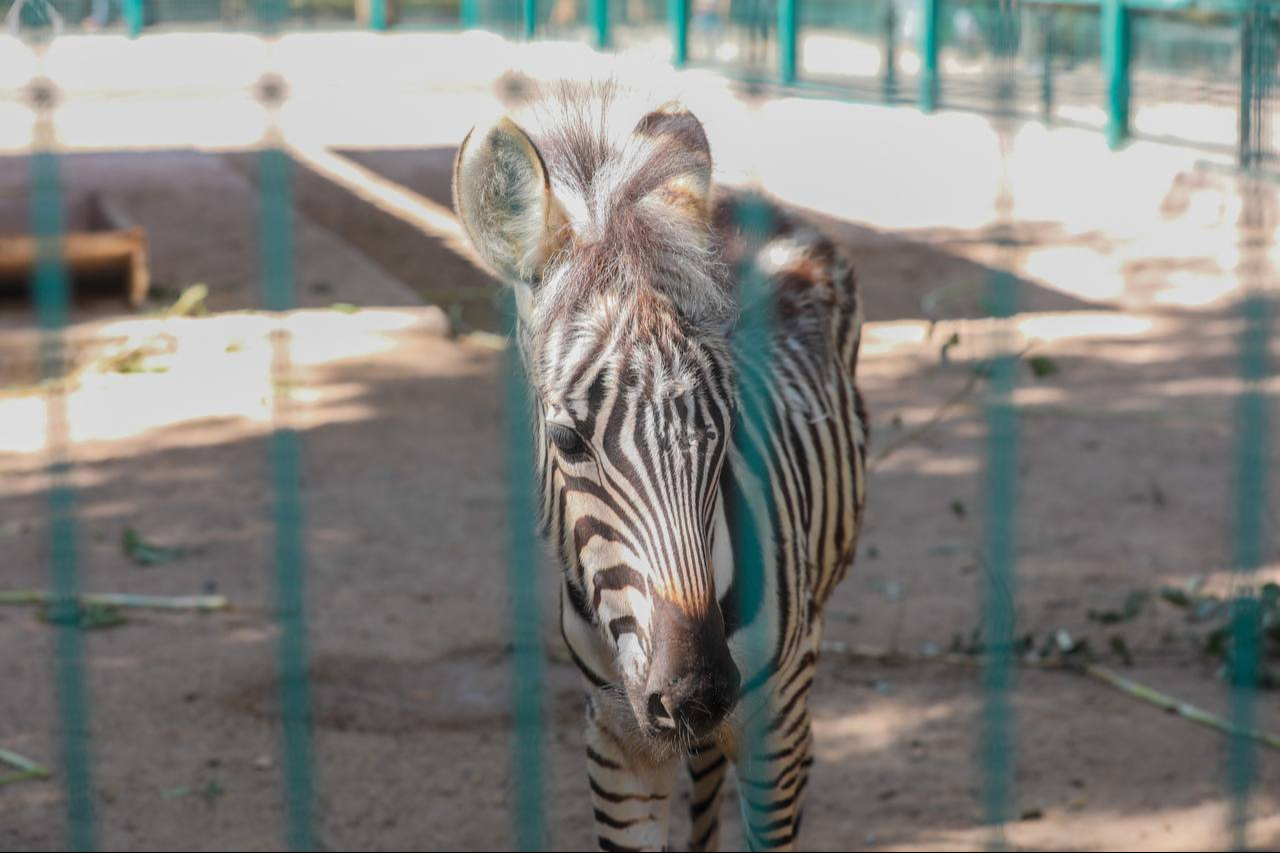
[647,692,677,728]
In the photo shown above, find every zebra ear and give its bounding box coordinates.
[453,117,569,285]
[632,102,713,221]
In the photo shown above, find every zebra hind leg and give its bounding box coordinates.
[686,739,729,851]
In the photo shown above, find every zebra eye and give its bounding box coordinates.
[548,423,588,459]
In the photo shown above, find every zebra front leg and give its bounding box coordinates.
[735,707,814,852]
[585,690,677,852]
[686,739,729,851]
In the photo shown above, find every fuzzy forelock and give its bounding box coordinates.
[512,81,737,340]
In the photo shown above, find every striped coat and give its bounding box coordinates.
[454,81,867,851]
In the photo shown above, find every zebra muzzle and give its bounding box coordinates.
[638,597,741,740]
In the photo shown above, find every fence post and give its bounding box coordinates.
[502,289,547,852]
[122,0,143,38]
[254,67,316,852]
[670,0,688,67]
[777,0,797,85]
[919,0,939,112]
[523,0,536,39]
[1103,0,1131,149]
[460,0,478,27]
[882,1,898,100]
[367,0,387,30]
[594,0,609,49]
[1040,9,1055,121]
[30,78,97,853]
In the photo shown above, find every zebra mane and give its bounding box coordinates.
[518,80,736,340]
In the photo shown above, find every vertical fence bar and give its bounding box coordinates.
[1227,5,1272,844]
[1102,0,1131,149]
[981,2,1021,845]
[919,0,939,111]
[502,290,547,852]
[369,0,387,30]
[122,0,143,38]
[30,78,96,853]
[257,80,316,851]
[1039,9,1054,121]
[523,0,536,39]
[777,0,797,85]
[460,0,478,27]
[670,0,689,67]
[882,0,898,101]
[1227,287,1269,852]
[593,0,609,49]
[726,191,777,852]
[980,268,1018,846]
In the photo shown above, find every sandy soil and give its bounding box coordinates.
[1,144,1279,853]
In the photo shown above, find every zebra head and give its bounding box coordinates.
[454,84,742,747]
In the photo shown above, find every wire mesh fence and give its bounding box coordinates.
[1,0,1275,850]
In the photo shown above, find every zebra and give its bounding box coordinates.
[453,82,867,852]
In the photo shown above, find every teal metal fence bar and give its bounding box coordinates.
[777,0,798,86]
[1227,289,1270,851]
[1103,0,1132,148]
[461,0,479,28]
[670,0,688,67]
[259,140,317,853]
[981,2,1021,843]
[524,0,536,39]
[370,0,388,30]
[726,190,778,849]
[502,289,547,852]
[31,87,97,853]
[122,0,143,38]
[980,266,1019,844]
[1227,5,1272,846]
[919,0,940,112]
[593,0,609,48]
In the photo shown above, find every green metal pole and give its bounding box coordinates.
[670,0,689,67]
[1102,0,1131,149]
[259,142,316,853]
[31,96,97,853]
[778,0,797,85]
[1228,289,1269,852]
[122,0,143,37]
[369,0,387,30]
[981,5,1021,843]
[461,0,478,27]
[882,1,898,101]
[726,191,778,852]
[919,0,939,112]
[502,289,547,852]
[1040,9,1055,121]
[523,0,536,39]
[594,0,609,48]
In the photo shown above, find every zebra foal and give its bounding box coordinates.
[453,82,867,852]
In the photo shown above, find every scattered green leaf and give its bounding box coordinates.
[1026,355,1059,379]
[1088,590,1148,625]
[1109,635,1134,667]
[122,527,183,567]
[37,601,127,630]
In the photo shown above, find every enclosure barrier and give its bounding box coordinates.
[6,0,1275,849]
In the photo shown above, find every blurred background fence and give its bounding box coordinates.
[1,0,1276,851]
[6,0,1278,160]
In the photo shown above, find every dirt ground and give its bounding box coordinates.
[2,140,1279,853]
